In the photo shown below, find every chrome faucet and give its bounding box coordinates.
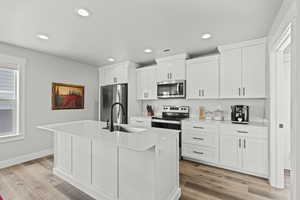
[110,102,126,132]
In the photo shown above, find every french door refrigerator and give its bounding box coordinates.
[100,84,128,124]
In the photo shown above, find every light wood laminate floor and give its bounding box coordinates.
[0,156,290,200]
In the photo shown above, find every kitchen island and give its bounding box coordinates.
[38,120,181,200]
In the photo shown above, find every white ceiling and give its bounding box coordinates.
[0,0,282,66]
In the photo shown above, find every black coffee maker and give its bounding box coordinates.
[231,105,249,124]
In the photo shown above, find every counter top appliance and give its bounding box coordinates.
[231,105,249,124]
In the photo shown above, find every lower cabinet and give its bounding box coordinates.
[92,139,118,199]
[220,134,268,177]
[219,134,241,169]
[242,137,268,176]
[56,132,72,174]
[73,136,92,186]
[182,121,269,178]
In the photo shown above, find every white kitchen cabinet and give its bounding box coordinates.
[219,124,269,177]
[182,121,219,164]
[72,136,92,186]
[99,62,128,86]
[242,137,268,176]
[186,55,219,99]
[242,44,266,98]
[92,139,118,199]
[136,65,157,100]
[156,54,187,82]
[219,134,241,169]
[182,120,269,178]
[56,132,72,174]
[219,48,242,98]
[218,38,266,98]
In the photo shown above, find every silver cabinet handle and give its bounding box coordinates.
[243,87,246,96]
[170,73,172,79]
[193,151,204,155]
[202,89,204,97]
[193,137,204,141]
[199,89,201,96]
[239,138,241,148]
[193,126,204,129]
[135,120,144,123]
[144,92,148,98]
[113,77,117,83]
[239,88,241,96]
[237,130,248,134]
[244,139,246,149]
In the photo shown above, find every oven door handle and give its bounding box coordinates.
[151,119,181,125]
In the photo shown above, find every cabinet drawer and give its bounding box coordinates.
[182,132,218,148]
[182,144,218,163]
[182,122,218,132]
[220,124,268,139]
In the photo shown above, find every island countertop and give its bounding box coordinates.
[38,120,180,152]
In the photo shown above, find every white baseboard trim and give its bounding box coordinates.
[0,148,53,169]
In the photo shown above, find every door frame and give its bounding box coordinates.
[269,24,292,189]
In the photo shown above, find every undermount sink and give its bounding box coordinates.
[103,125,146,133]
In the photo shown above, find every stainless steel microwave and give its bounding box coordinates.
[157,80,186,99]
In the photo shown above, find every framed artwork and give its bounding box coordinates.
[52,83,84,110]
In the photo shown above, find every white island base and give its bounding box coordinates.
[39,120,181,200]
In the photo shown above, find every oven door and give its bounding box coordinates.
[157,81,185,99]
[151,119,182,159]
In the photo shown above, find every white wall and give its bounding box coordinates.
[0,42,98,162]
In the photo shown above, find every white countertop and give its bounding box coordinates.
[182,118,269,128]
[38,120,179,152]
[131,116,269,128]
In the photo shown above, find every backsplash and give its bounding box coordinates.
[141,99,266,122]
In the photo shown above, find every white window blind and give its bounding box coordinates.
[0,67,18,135]
[0,68,16,100]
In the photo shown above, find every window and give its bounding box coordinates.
[0,54,25,141]
[0,68,19,137]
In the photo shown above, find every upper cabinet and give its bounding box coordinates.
[99,62,129,86]
[136,65,157,100]
[186,55,219,99]
[218,38,266,98]
[156,54,187,82]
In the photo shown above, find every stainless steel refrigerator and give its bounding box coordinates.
[100,84,128,124]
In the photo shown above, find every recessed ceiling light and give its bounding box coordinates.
[37,34,49,40]
[107,58,115,62]
[77,8,90,17]
[202,33,212,39]
[144,49,153,53]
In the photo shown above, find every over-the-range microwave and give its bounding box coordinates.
[157,80,186,99]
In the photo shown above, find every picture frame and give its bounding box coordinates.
[52,82,84,110]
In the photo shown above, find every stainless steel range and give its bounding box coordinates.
[151,105,190,158]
